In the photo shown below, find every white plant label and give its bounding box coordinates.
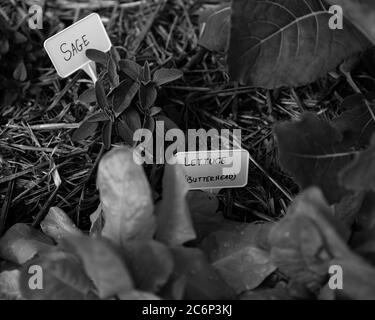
[44,13,111,80]
[175,149,249,190]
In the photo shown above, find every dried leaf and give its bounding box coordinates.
[228,0,369,88]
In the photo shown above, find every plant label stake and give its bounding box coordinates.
[175,149,249,190]
[44,13,111,83]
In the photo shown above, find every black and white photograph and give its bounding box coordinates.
[1,0,375,305]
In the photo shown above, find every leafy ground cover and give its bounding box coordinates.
[2,0,375,300]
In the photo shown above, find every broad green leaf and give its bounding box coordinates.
[228,0,370,88]
[110,79,140,116]
[153,68,183,86]
[187,191,222,242]
[117,107,142,145]
[107,54,119,87]
[142,61,151,84]
[102,121,112,150]
[86,49,108,65]
[0,223,53,265]
[89,203,104,236]
[325,0,375,44]
[110,46,121,64]
[139,83,157,111]
[119,290,160,300]
[95,80,109,112]
[0,269,22,300]
[87,111,109,123]
[78,88,96,104]
[269,188,351,295]
[170,247,234,300]
[201,222,275,293]
[274,112,353,204]
[340,135,375,192]
[155,114,180,131]
[123,241,174,292]
[155,164,197,246]
[20,250,96,300]
[13,31,27,44]
[119,59,142,81]
[40,207,83,242]
[13,61,27,82]
[198,4,231,52]
[72,120,98,142]
[240,283,292,300]
[61,236,133,299]
[333,93,375,148]
[0,37,9,55]
[97,147,155,244]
